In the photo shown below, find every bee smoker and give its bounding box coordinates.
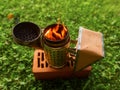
[42,24,70,68]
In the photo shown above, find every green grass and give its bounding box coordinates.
[0,0,120,90]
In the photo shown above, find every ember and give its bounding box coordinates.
[44,24,67,41]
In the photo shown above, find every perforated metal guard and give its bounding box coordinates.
[14,27,38,42]
[32,49,92,80]
[36,51,74,69]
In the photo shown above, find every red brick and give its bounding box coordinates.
[32,49,92,80]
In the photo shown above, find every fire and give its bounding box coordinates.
[44,24,67,41]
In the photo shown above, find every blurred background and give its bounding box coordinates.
[0,0,120,90]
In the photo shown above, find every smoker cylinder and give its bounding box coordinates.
[43,24,70,68]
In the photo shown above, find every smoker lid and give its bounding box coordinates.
[74,27,105,71]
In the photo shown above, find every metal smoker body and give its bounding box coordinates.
[43,24,70,68]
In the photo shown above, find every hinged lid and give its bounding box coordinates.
[74,27,104,71]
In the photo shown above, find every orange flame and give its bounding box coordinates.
[44,24,67,41]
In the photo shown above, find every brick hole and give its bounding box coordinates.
[45,61,48,67]
[71,60,74,67]
[66,62,70,67]
[42,53,44,61]
[41,63,44,68]
[38,52,40,56]
[38,58,40,67]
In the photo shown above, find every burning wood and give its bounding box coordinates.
[44,24,67,41]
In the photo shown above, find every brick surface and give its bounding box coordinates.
[32,49,92,80]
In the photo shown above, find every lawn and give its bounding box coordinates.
[0,0,120,90]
